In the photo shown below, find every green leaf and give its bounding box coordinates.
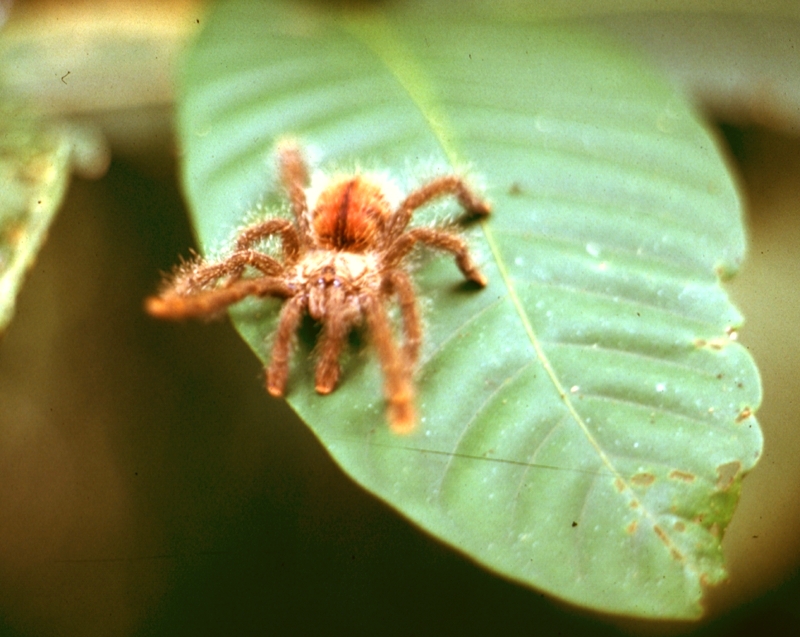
[177,0,762,618]
[0,98,107,333]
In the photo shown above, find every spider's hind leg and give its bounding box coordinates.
[388,174,491,238]
[276,139,313,244]
[385,227,488,287]
[385,270,422,368]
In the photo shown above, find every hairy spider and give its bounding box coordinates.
[146,140,490,434]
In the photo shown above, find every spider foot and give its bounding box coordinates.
[388,386,416,435]
[457,254,489,287]
[314,362,340,395]
[467,269,488,287]
[266,366,287,397]
[144,293,225,320]
[144,295,171,318]
[465,197,491,218]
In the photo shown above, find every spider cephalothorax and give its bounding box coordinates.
[146,140,490,433]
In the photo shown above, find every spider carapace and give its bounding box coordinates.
[146,140,491,434]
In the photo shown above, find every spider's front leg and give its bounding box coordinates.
[362,293,416,434]
[235,218,302,266]
[384,270,422,367]
[146,251,286,320]
[314,307,359,395]
[266,294,307,397]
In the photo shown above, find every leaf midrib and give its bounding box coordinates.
[342,9,704,577]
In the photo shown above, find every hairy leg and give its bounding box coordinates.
[314,310,352,395]
[385,270,422,367]
[362,294,415,434]
[384,227,488,286]
[235,218,302,265]
[189,250,284,289]
[266,294,307,397]
[146,276,291,320]
[387,175,490,238]
[277,139,312,245]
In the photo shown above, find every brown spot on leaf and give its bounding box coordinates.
[716,461,741,490]
[614,478,626,493]
[653,525,685,561]
[669,469,696,483]
[674,521,686,532]
[508,182,524,196]
[630,472,655,487]
[626,520,638,535]
[694,337,727,350]
[735,406,752,423]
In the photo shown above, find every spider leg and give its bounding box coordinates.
[266,294,307,397]
[277,139,313,246]
[384,270,422,367]
[313,309,353,395]
[235,219,301,266]
[191,250,284,289]
[362,294,416,434]
[146,276,292,320]
[387,175,491,238]
[146,249,283,315]
[384,228,488,287]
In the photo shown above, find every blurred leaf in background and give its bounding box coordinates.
[0,99,108,332]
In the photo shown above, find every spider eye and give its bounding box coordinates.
[333,279,342,288]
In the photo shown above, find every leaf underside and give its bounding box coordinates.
[178,0,762,619]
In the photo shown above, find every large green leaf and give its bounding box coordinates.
[177,0,762,618]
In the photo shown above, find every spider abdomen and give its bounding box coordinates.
[311,176,392,251]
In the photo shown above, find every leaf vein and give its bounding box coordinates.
[433,359,538,502]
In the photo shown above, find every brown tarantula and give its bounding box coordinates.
[146,140,490,434]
